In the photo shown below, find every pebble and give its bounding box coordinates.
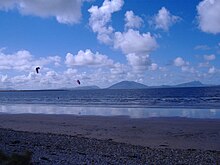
[0,128,219,165]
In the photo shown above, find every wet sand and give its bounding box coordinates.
[0,114,220,151]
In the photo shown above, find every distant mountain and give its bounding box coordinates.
[108,81,148,89]
[175,81,205,87]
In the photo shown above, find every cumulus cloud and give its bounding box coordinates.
[124,11,143,29]
[0,74,8,83]
[204,54,216,61]
[0,0,16,10]
[9,70,60,90]
[64,68,78,75]
[208,66,216,74]
[181,66,195,73]
[114,29,157,72]
[0,50,32,70]
[110,63,126,75]
[197,0,220,34]
[0,0,83,24]
[173,57,195,73]
[152,7,181,31]
[88,1,157,73]
[149,63,158,71]
[173,57,186,67]
[126,53,151,72]
[65,49,114,67]
[198,54,216,68]
[88,0,124,44]
[114,29,157,55]
[0,49,61,71]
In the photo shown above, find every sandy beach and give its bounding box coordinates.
[1,114,220,150]
[1,114,220,164]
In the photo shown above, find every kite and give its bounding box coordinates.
[36,67,40,74]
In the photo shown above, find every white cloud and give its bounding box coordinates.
[88,0,124,44]
[197,0,220,34]
[198,54,216,68]
[124,11,143,29]
[88,1,157,74]
[0,49,61,71]
[126,53,151,72]
[153,7,181,31]
[47,56,62,66]
[204,54,216,61]
[173,57,195,73]
[173,57,186,67]
[181,66,195,73]
[0,74,8,83]
[0,50,32,70]
[65,49,114,67]
[114,29,157,73]
[194,45,210,50]
[114,29,157,55]
[46,71,59,78]
[0,0,16,10]
[208,66,216,74]
[0,0,83,24]
[88,1,158,73]
[149,63,158,71]
[64,68,78,75]
[198,62,209,68]
[110,63,126,75]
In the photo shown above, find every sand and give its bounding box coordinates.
[0,114,220,151]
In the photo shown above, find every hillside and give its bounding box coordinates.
[108,81,148,89]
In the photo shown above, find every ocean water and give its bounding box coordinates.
[0,87,220,118]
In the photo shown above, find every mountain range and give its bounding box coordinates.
[0,81,217,91]
[106,80,208,89]
[71,80,211,90]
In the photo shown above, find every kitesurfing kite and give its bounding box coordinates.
[36,67,40,74]
[77,80,80,85]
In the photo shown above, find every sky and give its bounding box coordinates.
[0,0,220,90]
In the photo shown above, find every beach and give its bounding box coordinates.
[0,114,220,164]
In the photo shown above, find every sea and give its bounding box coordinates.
[0,86,220,119]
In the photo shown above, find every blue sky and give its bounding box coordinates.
[0,0,219,89]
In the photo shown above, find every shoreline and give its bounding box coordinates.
[0,114,220,151]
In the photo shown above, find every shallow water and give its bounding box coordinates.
[1,104,220,119]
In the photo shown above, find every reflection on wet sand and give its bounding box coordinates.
[0,104,220,119]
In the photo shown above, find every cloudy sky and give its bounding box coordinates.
[0,0,220,89]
